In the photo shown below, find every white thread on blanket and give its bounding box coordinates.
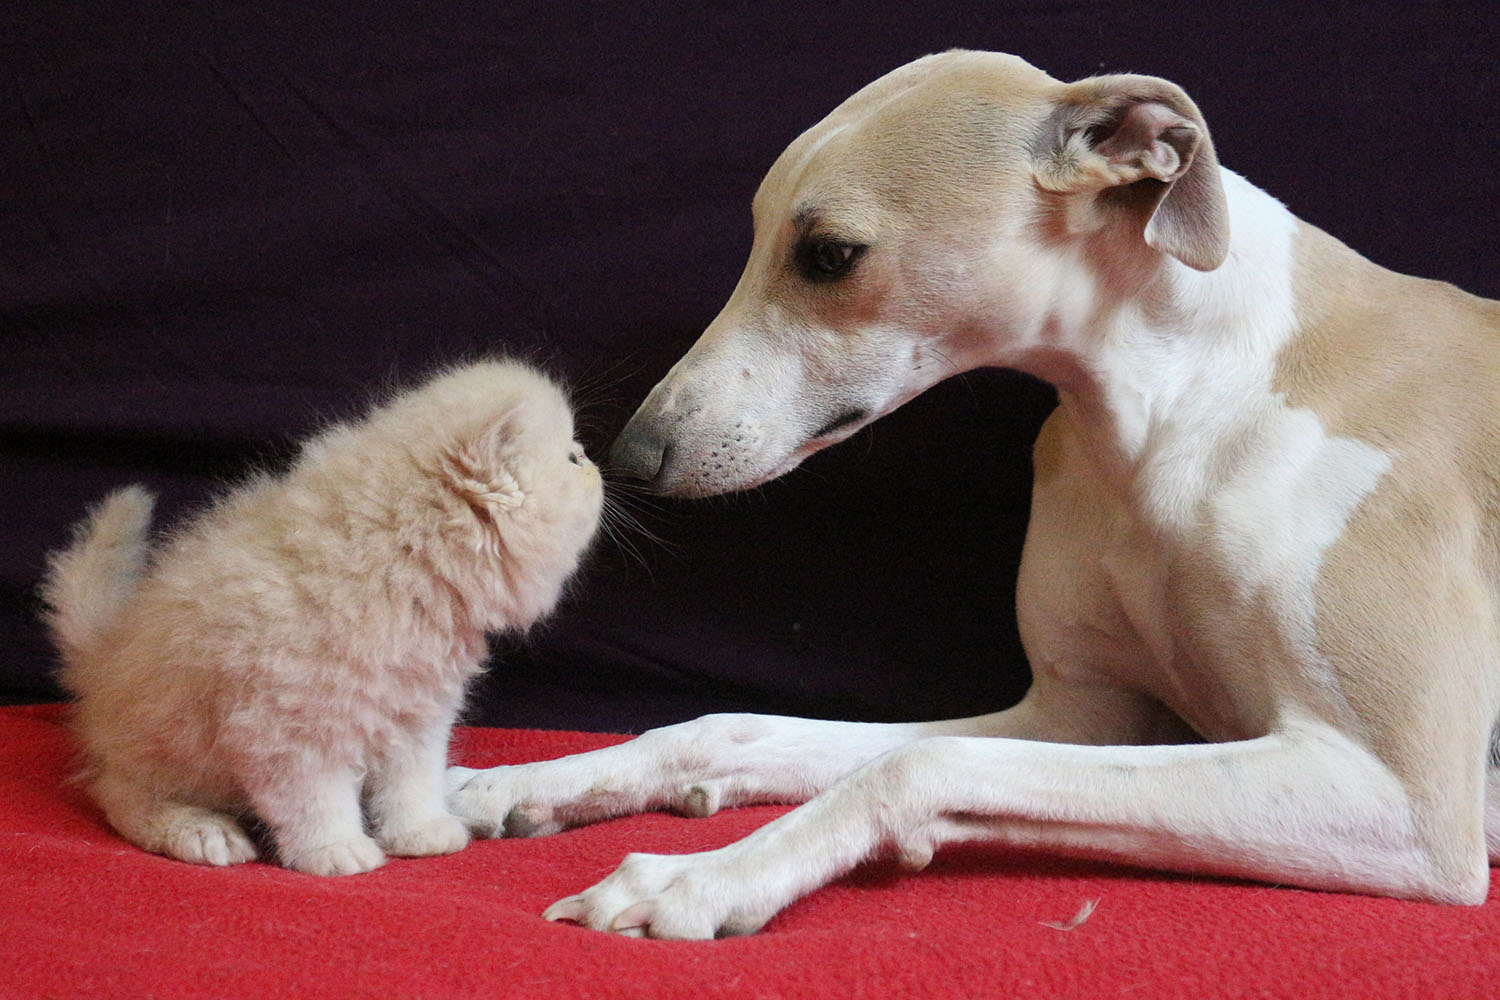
[1040,898,1099,931]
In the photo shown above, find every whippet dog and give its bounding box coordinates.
[448,50,1500,938]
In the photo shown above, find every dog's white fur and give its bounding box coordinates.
[43,360,602,875]
[448,51,1500,936]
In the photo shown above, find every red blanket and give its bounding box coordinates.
[4,703,1493,999]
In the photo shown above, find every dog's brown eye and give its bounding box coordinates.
[797,237,865,282]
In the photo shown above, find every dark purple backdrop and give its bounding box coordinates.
[4,2,1497,730]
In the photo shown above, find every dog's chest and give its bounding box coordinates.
[1105,405,1393,735]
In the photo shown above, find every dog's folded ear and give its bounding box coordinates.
[440,414,526,520]
[1033,74,1230,272]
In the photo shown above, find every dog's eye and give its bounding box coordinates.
[796,237,866,282]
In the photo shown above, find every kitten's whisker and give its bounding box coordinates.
[596,488,679,571]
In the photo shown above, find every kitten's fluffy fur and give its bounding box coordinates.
[41,360,602,875]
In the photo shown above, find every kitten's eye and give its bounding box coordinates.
[796,237,866,282]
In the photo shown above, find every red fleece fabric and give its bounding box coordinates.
[4,703,1494,999]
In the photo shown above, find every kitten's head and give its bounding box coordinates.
[393,360,604,629]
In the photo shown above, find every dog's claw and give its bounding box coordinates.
[543,895,587,924]
[611,900,656,933]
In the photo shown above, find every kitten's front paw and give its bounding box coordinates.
[162,812,258,867]
[377,814,470,857]
[286,835,387,876]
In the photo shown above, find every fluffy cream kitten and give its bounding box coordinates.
[41,360,602,875]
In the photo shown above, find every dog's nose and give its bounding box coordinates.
[608,419,670,485]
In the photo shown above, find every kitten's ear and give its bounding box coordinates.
[441,413,525,518]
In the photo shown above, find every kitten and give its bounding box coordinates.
[40,360,602,875]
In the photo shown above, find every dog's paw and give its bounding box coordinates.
[161,812,258,867]
[446,763,710,839]
[542,850,774,941]
[377,814,470,857]
[446,765,567,839]
[285,835,387,876]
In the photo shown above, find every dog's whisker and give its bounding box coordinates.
[926,344,959,374]
[566,354,655,412]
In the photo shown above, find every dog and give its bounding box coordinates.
[447,50,1500,938]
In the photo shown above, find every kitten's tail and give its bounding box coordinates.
[40,486,156,688]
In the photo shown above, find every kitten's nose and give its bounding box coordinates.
[608,418,670,485]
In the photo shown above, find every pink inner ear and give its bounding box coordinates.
[1094,101,1197,181]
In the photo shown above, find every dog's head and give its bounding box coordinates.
[612,51,1228,496]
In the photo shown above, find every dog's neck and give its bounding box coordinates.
[1006,169,1306,511]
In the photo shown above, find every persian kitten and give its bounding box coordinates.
[41,360,602,875]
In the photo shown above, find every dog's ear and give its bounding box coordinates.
[1033,74,1230,272]
[440,413,526,520]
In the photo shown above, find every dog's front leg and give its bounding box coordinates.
[445,682,1151,838]
[544,719,1483,939]
[446,712,997,839]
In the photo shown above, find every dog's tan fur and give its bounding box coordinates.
[1276,223,1500,874]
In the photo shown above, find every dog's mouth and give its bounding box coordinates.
[629,407,879,497]
[730,411,871,493]
[810,408,869,441]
